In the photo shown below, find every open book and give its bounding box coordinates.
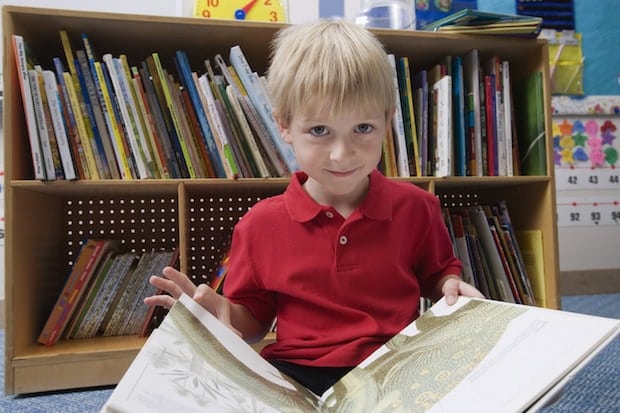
[101,295,619,413]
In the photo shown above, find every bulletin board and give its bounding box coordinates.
[552,96,620,227]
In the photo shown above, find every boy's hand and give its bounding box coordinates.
[144,266,241,336]
[441,276,485,305]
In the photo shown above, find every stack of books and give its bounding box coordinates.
[422,9,543,37]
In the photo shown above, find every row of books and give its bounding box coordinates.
[37,239,179,346]
[14,30,546,182]
[443,201,539,306]
[386,48,545,178]
[12,31,298,181]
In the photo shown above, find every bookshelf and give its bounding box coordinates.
[2,6,559,394]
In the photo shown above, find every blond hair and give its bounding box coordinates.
[267,19,395,124]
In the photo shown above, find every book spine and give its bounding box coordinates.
[131,68,171,179]
[28,69,59,180]
[42,70,77,180]
[388,54,410,177]
[93,60,134,179]
[38,240,103,346]
[151,53,197,178]
[63,71,101,179]
[228,45,298,174]
[176,50,226,177]
[53,57,89,179]
[139,62,184,178]
[81,34,120,179]
[196,73,238,178]
[103,54,149,179]
[119,55,161,178]
[12,35,47,179]
[75,50,113,178]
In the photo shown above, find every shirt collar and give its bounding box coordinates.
[284,170,392,222]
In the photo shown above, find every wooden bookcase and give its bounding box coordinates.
[2,6,560,394]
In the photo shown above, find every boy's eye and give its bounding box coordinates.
[309,126,328,136]
[355,123,374,133]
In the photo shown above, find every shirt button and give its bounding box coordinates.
[339,235,348,245]
[325,211,334,218]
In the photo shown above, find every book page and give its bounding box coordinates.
[320,297,619,413]
[101,294,319,413]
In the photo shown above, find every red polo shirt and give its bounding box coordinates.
[224,170,461,367]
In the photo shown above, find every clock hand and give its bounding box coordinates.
[235,0,259,20]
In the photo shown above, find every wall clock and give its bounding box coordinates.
[194,0,289,23]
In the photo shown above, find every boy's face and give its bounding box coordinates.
[277,101,392,205]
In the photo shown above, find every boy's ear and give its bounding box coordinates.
[274,112,292,143]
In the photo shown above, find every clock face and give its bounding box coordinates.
[194,0,288,23]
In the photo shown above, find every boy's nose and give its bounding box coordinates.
[329,136,354,161]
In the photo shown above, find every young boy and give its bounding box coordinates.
[145,19,483,396]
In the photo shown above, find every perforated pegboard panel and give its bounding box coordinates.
[186,189,281,286]
[438,191,480,208]
[64,194,178,268]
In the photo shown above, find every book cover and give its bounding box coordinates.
[101,294,619,413]
[12,35,47,180]
[514,71,547,176]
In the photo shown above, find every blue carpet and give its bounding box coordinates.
[1,294,618,412]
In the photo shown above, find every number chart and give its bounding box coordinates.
[552,96,620,227]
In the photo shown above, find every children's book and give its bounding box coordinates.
[423,9,542,36]
[101,295,619,413]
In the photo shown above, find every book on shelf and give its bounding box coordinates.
[412,69,429,176]
[65,251,140,340]
[12,28,540,181]
[40,69,77,180]
[38,239,121,346]
[432,74,452,178]
[101,294,619,413]
[463,49,483,176]
[11,34,47,180]
[52,57,89,179]
[387,54,410,178]
[228,44,298,175]
[514,71,547,176]
[397,56,421,177]
[444,202,537,305]
[422,9,543,37]
[175,49,226,178]
[29,67,65,180]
